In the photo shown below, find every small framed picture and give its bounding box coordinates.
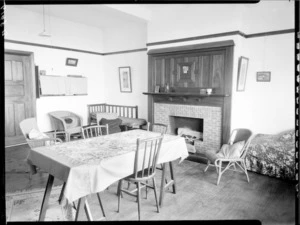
[257,72,271,82]
[154,86,160,93]
[119,67,132,93]
[236,56,249,92]
[66,58,78,67]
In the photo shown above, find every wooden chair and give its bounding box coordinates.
[48,111,83,142]
[81,124,109,139]
[81,124,109,218]
[146,122,168,135]
[19,117,66,203]
[117,135,164,220]
[145,122,175,206]
[204,128,253,185]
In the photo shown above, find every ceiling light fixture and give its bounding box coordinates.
[39,5,51,37]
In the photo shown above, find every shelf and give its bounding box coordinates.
[143,92,230,97]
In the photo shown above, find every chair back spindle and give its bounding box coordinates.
[147,122,168,135]
[133,135,164,181]
[82,124,109,139]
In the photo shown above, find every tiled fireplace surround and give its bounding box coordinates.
[154,103,222,154]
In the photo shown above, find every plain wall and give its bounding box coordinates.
[102,24,148,120]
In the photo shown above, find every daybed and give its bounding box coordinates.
[245,129,295,181]
[87,103,147,131]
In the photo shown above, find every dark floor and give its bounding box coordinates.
[5,144,296,224]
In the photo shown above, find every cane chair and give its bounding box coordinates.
[204,128,253,185]
[117,135,164,220]
[19,117,65,149]
[81,124,109,218]
[81,124,109,139]
[19,117,66,203]
[48,111,83,142]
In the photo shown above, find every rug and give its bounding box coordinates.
[5,186,76,222]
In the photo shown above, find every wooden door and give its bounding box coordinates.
[5,52,36,147]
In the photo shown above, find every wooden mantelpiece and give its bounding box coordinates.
[143,92,230,97]
[143,92,230,106]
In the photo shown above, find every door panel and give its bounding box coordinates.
[15,103,26,136]
[5,52,36,147]
[5,103,15,137]
[5,85,25,96]
[5,61,12,80]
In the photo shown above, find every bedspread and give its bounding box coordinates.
[245,129,295,181]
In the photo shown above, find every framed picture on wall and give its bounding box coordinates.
[256,71,271,82]
[236,56,249,92]
[119,67,132,93]
[66,58,78,67]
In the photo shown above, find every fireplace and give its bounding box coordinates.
[154,103,222,154]
[169,116,203,153]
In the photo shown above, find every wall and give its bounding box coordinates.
[102,24,148,120]
[5,6,106,131]
[147,1,295,135]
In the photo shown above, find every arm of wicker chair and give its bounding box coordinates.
[45,131,67,139]
[50,115,68,132]
[71,112,83,126]
[27,137,63,148]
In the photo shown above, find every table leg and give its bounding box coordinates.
[169,161,176,194]
[159,163,166,207]
[159,161,176,207]
[58,182,66,204]
[38,174,54,221]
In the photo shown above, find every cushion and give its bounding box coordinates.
[216,141,245,159]
[91,112,118,122]
[28,129,49,140]
[100,118,122,134]
[119,117,147,128]
[62,116,80,129]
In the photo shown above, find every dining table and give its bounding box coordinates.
[26,129,189,221]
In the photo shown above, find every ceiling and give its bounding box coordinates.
[15,4,156,29]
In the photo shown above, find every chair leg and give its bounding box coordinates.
[204,160,210,172]
[145,180,148,199]
[97,193,106,217]
[216,162,222,185]
[137,182,141,221]
[152,178,160,213]
[117,180,123,213]
[242,160,250,182]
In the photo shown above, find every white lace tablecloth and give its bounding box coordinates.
[27,129,188,203]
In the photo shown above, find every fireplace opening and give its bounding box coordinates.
[169,116,203,153]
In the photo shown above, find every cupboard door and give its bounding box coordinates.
[210,52,225,94]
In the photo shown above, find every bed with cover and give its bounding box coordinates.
[245,129,295,181]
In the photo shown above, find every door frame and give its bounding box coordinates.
[5,49,36,147]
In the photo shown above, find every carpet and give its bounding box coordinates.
[5,186,76,222]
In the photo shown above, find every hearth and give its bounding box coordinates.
[169,116,203,153]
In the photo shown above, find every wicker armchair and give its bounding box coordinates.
[19,117,64,148]
[48,111,83,141]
